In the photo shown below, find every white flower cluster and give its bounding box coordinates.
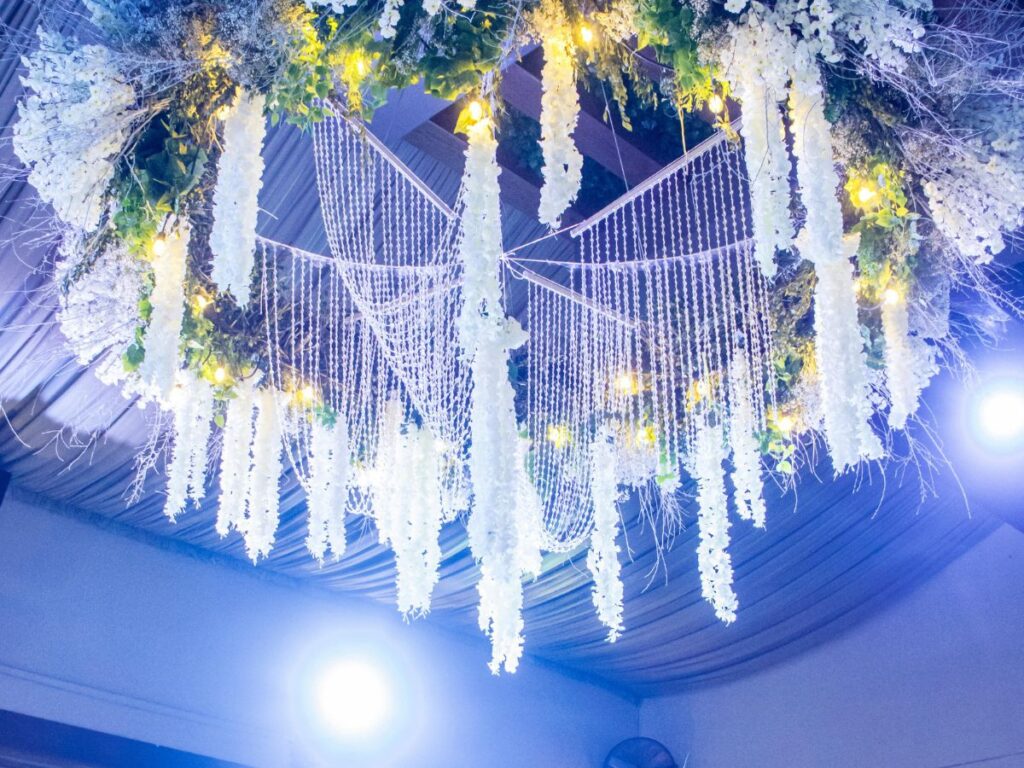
[789,51,881,472]
[727,357,766,529]
[56,236,145,388]
[14,30,138,231]
[216,378,258,538]
[514,436,545,581]
[307,416,350,563]
[210,90,266,307]
[882,296,937,430]
[836,0,928,73]
[378,0,405,39]
[722,11,795,276]
[692,420,738,624]
[163,372,215,521]
[534,0,583,230]
[587,429,624,642]
[303,0,357,12]
[914,106,1024,264]
[243,388,285,561]
[371,415,445,617]
[139,224,190,405]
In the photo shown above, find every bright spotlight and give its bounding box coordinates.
[970,379,1024,452]
[314,657,391,738]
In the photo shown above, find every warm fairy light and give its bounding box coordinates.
[194,293,210,311]
[635,425,657,447]
[468,99,484,122]
[579,24,594,45]
[356,57,367,77]
[882,287,902,305]
[301,384,316,403]
[546,423,571,449]
[213,366,227,384]
[858,184,877,204]
[613,371,640,395]
[776,414,796,434]
[151,234,168,257]
[708,93,725,115]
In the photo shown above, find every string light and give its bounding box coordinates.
[194,293,210,311]
[882,287,902,305]
[468,99,484,122]
[579,24,594,45]
[151,234,168,257]
[546,423,571,449]
[356,57,366,77]
[613,371,640,395]
[213,366,227,384]
[708,93,725,115]
[776,414,796,434]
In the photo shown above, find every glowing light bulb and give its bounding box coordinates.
[882,287,902,306]
[579,24,594,45]
[468,99,484,122]
[152,234,168,257]
[857,184,877,205]
[194,294,210,311]
[614,371,639,395]
[546,424,571,449]
[356,57,366,77]
[301,384,315,403]
[776,414,795,434]
[315,657,391,738]
[708,93,725,115]
[213,366,227,384]
[977,387,1024,445]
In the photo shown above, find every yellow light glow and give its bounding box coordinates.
[708,93,725,115]
[301,384,315,403]
[883,287,902,306]
[213,366,227,384]
[546,424,571,449]
[635,425,656,447]
[356,58,366,77]
[468,100,484,122]
[776,414,795,434]
[151,234,168,257]
[857,184,878,204]
[579,24,594,45]
[614,371,640,395]
[194,294,210,311]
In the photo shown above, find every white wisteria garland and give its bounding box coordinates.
[587,429,625,642]
[882,294,937,430]
[306,416,351,563]
[209,90,266,307]
[243,388,284,561]
[216,377,258,537]
[138,223,190,404]
[728,356,767,529]
[692,419,738,624]
[533,0,584,230]
[163,371,215,520]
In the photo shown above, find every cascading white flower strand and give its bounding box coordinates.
[242,387,285,562]
[692,418,739,624]
[789,48,882,472]
[458,105,538,673]
[533,0,584,230]
[306,415,351,563]
[378,0,405,39]
[727,355,767,529]
[881,290,937,430]
[163,371,215,521]
[216,377,258,537]
[209,89,266,307]
[723,14,794,276]
[587,427,625,641]
[372,419,446,617]
[139,223,190,403]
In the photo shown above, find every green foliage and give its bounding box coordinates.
[418,4,511,101]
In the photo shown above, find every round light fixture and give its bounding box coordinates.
[314,657,392,739]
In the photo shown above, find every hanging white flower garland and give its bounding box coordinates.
[139,223,190,404]
[587,428,625,642]
[216,378,258,538]
[163,371,215,521]
[377,0,406,39]
[727,356,767,529]
[723,14,794,276]
[692,419,739,624]
[306,415,351,563]
[881,293,938,430]
[534,0,584,230]
[788,49,882,472]
[458,111,536,673]
[209,90,266,307]
[242,388,284,562]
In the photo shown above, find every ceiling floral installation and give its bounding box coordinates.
[11,0,1024,672]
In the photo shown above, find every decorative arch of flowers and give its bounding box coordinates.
[12,0,1024,672]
